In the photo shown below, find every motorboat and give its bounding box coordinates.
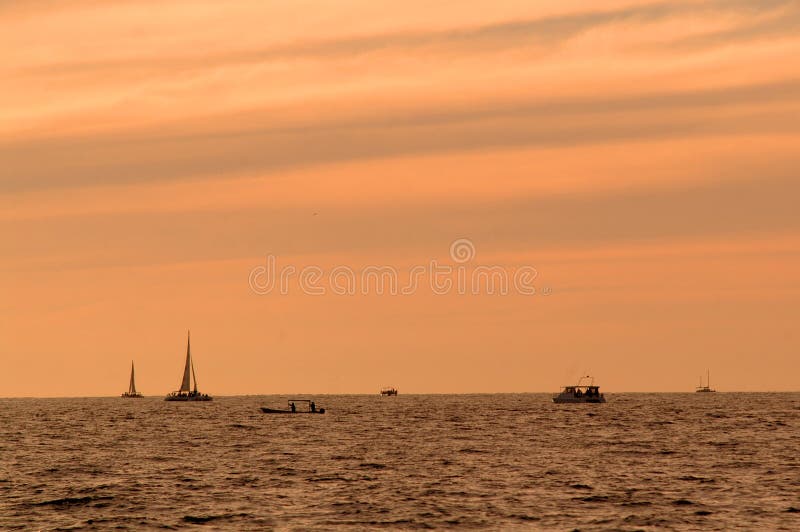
[553,375,606,403]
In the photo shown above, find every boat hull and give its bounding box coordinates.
[121,393,143,398]
[165,394,213,401]
[260,407,325,414]
[552,395,606,404]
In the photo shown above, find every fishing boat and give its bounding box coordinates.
[260,399,325,414]
[380,387,398,396]
[165,331,212,401]
[553,375,606,403]
[695,370,716,393]
[121,361,143,398]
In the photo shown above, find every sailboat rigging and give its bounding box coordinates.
[695,369,716,393]
[165,331,212,401]
[121,361,143,398]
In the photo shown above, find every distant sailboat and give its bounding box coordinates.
[165,331,212,401]
[695,370,716,393]
[121,361,143,398]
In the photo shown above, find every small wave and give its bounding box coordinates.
[77,483,114,493]
[672,499,695,505]
[569,484,593,490]
[623,515,671,527]
[306,474,352,483]
[34,495,113,507]
[509,514,540,521]
[678,475,714,483]
[183,513,250,524]
[358,462,387,470]
[574,495,610,503]
[228,423,257,430]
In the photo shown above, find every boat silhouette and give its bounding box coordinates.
[121,361,143,398]
[696,370,716,393]
[261,399,325,414]
[553,375,606,403]
[165,331,212,401]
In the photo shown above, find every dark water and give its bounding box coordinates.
[1,394,799,530]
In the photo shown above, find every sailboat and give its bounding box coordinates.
[121,361,143,398]
[695,370,716,393]
[165,331,212,401]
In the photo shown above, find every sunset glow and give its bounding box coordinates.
[2,0,799,396]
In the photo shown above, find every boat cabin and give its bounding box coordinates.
[553,376,606,403]
[561,385,602,398]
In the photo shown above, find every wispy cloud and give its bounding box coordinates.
[2,78,799,192]
[7,0,794,87]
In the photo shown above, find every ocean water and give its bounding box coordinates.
[1,394,799,530]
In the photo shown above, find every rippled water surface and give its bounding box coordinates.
[2,394,799,530]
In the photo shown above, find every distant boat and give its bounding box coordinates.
[121,361,143,398]
[380,387,398,396]
[696,370,716,393]
[261,399,325,414]
[165,331,212,401]
[553,375,606,403]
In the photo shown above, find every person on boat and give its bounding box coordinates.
[290,402,296,413]
[310,401,316,413]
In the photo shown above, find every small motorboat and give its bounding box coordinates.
[261,399,325,414]
[380,387,398,396]
[553,375,606,403]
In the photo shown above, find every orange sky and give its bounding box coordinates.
[1,0,799,396]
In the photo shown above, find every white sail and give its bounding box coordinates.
[128,361,137,394]
[179,331,192,393]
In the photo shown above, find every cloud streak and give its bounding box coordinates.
[2,77,799,193]
[14,0,798,79]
